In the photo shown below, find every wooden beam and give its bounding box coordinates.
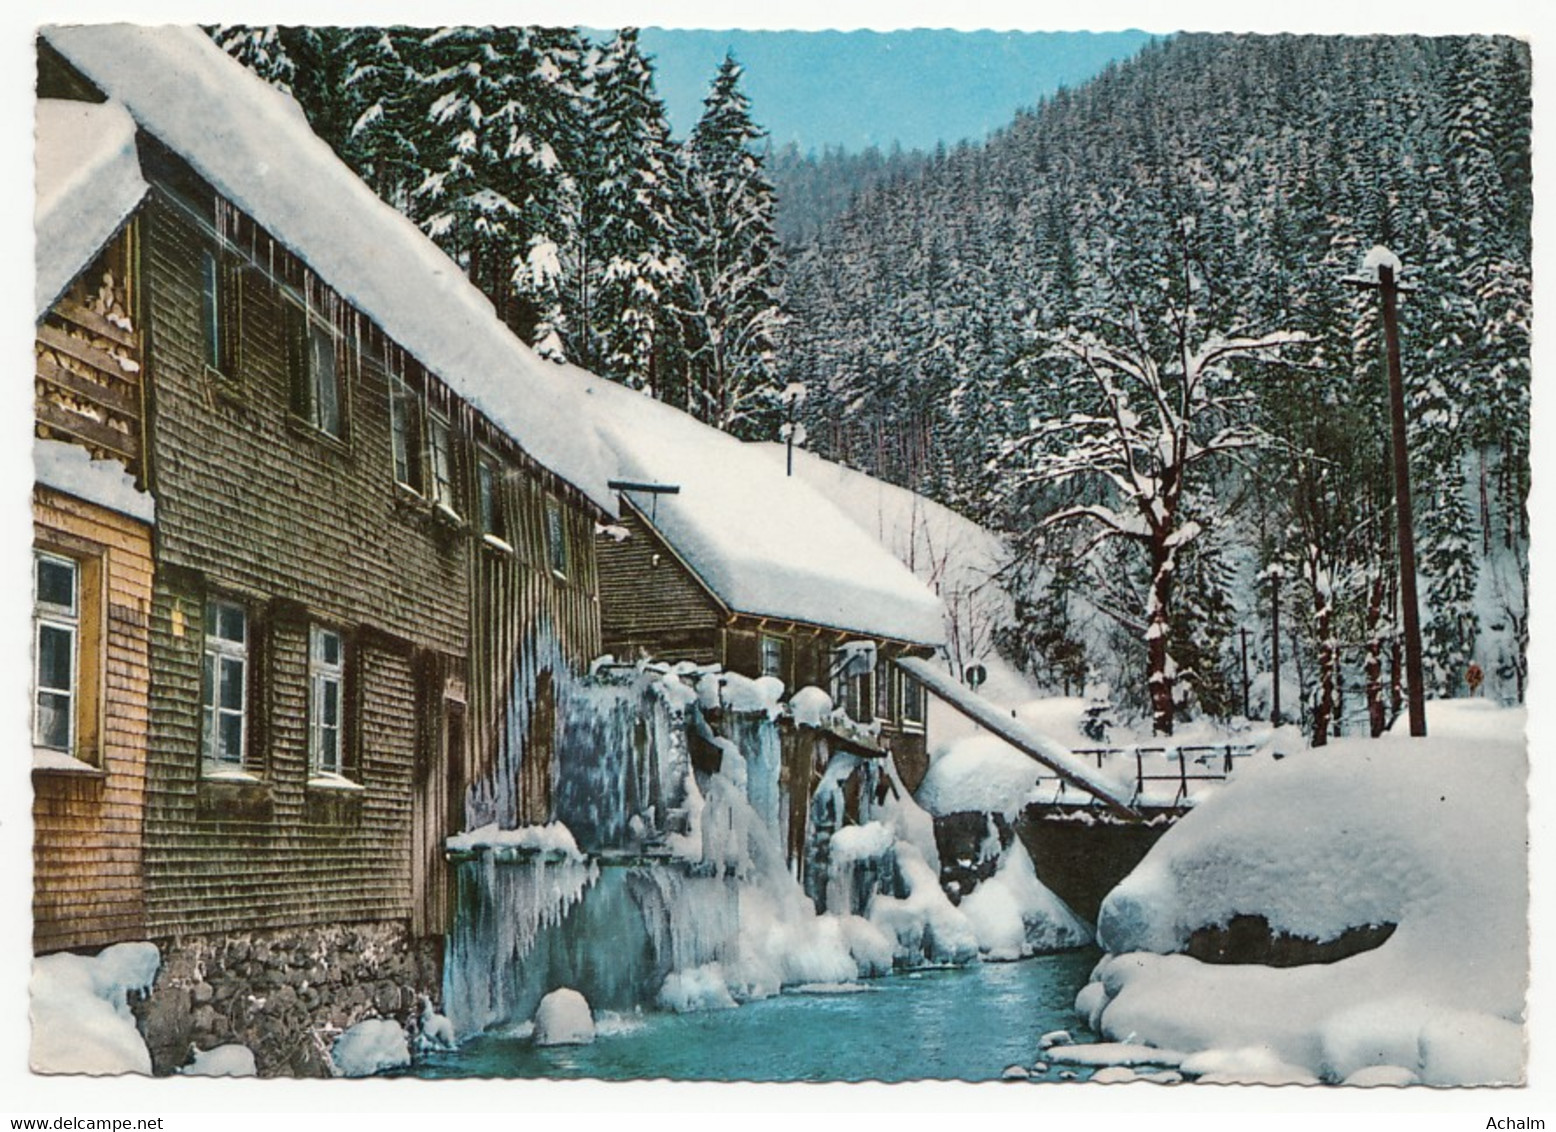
[37,353,142,417]
[895,655,1141,820]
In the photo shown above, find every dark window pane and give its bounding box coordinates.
[322,679,339,728]
[219,656,245,710]
[36,558,76,610]
[547,498,568,575]
[311,324,341,436]
[37,624,73,690]
[320,725,340,772]
[214,604,245,643]
[478,463,498,534]
[201,251,221,370]
[36,691,70,749]
[218,713,243,762]
[320,631,341,667]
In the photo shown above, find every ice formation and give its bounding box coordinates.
[1080,700,1528,1085]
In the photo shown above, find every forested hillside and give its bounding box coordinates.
[213,28,1530,740]
[782,34,1530,734]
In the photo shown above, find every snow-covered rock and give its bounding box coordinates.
[30,941,160,1075]
[180,1044,257,1077]
[1082,705,1527,1085]
[331,1019,411,1077]
[532,988,596,1046]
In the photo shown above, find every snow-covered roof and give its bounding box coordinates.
[41,25,619,514]
[565,370,946,646]
[34,438,155,523]
[35,98,147,320]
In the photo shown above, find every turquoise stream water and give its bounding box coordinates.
[405,948,1100,1082]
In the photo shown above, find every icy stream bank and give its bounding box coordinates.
[441,660,1091,1041]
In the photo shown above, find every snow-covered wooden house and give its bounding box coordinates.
[581,370,946,800]
[34,25,621,1071]
[32,22,953,1074]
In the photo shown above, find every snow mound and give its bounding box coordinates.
[30,941,160,1076]
[1179,1046,1320,1085]
[960,839,1093,960]
[1083,707,1527,1085]
[331,1019,410,1077]
[446,821,584,859]
[532,988,596,1046]
[788,686,833,728]
[916,734,1041,819]
[659,964,738,1013]
[866,840,978,966]
[180,1044,256,1077]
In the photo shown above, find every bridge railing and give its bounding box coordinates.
[1065,744,1259,808]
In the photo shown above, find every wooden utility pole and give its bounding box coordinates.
[1346,249,1427,737]
[1239,627,1251,720]
[1268,565,1283,725]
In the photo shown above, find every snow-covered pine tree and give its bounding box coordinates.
[675,55,787,438]
[411,27,585,358]
[581,29,683,390]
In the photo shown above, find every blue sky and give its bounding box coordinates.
[634,28,1154,153]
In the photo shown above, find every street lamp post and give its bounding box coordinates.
[1345,246,1427,738]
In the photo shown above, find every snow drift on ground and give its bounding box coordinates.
[30,942,160,1075]
[960,837,1093,960]
[1081,700,1527,1085]
[180,1044,257,1076]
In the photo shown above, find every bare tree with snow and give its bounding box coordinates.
[999,261,1308,734]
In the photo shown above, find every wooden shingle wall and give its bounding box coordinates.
[133,153,606,940]
[598,508,723,663]
[32,488,152,953]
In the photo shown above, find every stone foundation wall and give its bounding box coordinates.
[133,921,442,1077]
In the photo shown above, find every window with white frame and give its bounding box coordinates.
[477,453,507,544]
[33,552,79,753]
[428,409,457,514]
[202,600,248,769]
[200,249,241,377]
[288,305,345,439]
[310,626,345,776]
[388,366,423,493]
[545,494,569,577]
[899,669,925,730]
[760,634,787,681]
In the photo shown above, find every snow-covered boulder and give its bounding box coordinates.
[1082,706,1527,1085]
[180,1044,257,1077]
[533,988,596,1046]
[331,1019,411,1077]
[30,941,160,1075]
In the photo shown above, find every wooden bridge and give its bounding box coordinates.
[896,657,1263,922]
